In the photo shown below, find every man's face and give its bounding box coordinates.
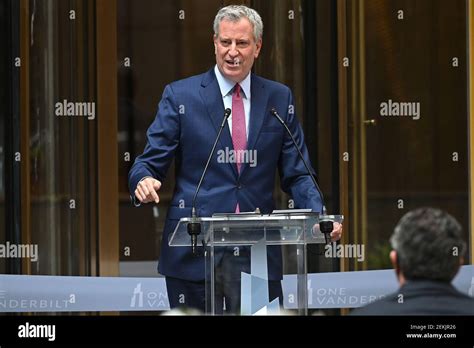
[214,18,262,83]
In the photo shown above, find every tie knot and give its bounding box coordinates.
[233,84,241,98]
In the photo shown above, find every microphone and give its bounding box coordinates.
[270,107,331,244]
[188,108,232,255]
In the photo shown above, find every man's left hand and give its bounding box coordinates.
[313,221,343,242]
[330,222,343,242]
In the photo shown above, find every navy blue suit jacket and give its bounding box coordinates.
[128,68,322,281]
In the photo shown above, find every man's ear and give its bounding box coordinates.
[213,34,218,54]
[254,39,262,58]
[390,250,403,281]
[390,250,398,269]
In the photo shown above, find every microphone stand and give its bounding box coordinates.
[270,108,332,244]
[188,108,232,255]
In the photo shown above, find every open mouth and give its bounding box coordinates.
[225,59,241,67]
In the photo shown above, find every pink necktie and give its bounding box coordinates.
[232,84,247,213]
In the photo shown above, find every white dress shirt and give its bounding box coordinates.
[214,65,251,140]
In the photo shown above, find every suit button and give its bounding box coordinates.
[237,182,242,189]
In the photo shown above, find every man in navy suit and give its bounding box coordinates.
[351,207,474,315]
[129,5,342,313]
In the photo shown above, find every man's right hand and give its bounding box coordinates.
[135,177,162,204]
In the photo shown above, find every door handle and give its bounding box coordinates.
[363,119,376,126]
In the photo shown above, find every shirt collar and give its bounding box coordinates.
[214,65,251,99]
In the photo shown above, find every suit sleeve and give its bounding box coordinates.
[277,89,323,213]
[128,84,180,200]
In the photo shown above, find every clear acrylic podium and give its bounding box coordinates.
[169,211,343,315]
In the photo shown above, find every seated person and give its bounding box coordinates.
[351,207,474,315]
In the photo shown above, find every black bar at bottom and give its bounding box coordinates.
[0,315,473,345]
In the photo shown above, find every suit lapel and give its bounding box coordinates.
[200,69,238,177]
[240,74,268,176]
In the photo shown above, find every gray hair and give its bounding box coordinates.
[213,5,263,42]
[390,207,466,282]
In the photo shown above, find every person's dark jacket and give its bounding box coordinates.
[351,279,474,315]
